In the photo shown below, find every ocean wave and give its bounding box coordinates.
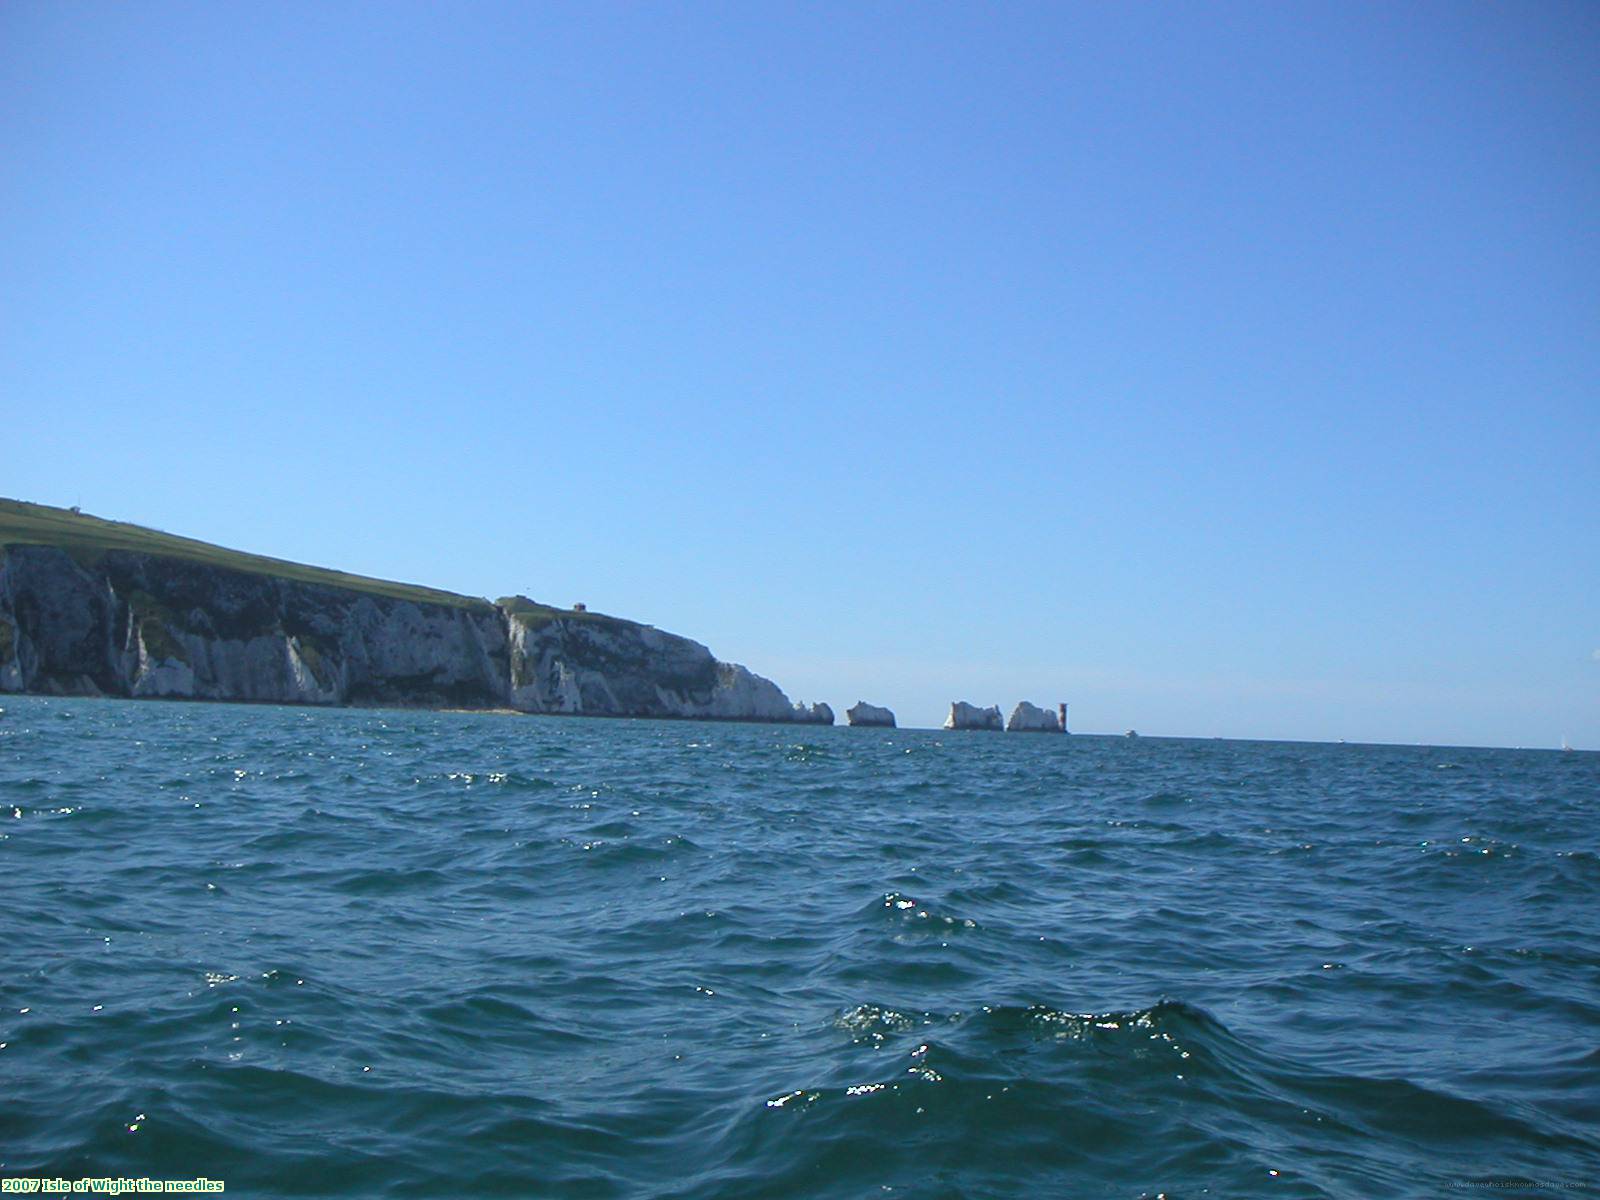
[4,698,1597,1198]
[873,892,980,931]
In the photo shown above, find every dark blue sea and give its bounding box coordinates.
[2,696,1597,1198]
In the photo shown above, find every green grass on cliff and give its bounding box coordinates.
[0,498,497,611]
[496,594,631,628]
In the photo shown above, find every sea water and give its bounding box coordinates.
[2,696,1597,1198]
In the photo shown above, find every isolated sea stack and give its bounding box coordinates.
[791,702,835,724]
[944,701,1002,731]
[846,701,896,728]
[1006,701,1061,733]
[0,499,823,725]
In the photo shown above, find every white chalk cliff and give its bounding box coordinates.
[846,701,895,727]
[944,701,1002,731]
[1006,701,1061,732]
[0,545,822,724]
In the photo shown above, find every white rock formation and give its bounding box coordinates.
[697,661,793,720]
[791,701,834,724]
[1006,701,1061,732]
[846,701,895,727]
[944,701,1002,731]
[506,608,805,722]
[128,620,196,698]
[0,548,824,724]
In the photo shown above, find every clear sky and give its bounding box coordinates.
[3,1,1596,746]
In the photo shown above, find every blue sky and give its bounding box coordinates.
[3,1,1596,746]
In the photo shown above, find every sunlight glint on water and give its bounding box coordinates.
[2,696,1597,1198]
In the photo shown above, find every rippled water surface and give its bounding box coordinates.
[3,696,1598,1198]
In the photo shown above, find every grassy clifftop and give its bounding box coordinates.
[496,594,634,629]
[0,498,493,612]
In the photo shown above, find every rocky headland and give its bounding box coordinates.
[0,500,827,723]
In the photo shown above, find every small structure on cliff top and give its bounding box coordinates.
[0,499,830,726]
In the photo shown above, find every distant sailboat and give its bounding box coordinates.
[1561,735,1574,753]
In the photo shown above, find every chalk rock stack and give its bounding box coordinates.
[944,701,1003,731]
[1005,701,1061,733]
[792,701,835,724]
[846,701,896,728]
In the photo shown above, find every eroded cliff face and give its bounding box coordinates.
[0,547,812,722]
[504,605,803,720]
